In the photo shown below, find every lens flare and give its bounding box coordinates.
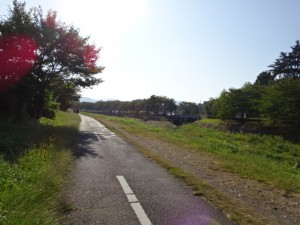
[83,44,100,72]
[0,35,37,92]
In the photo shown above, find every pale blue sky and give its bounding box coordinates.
[1,0,300,102]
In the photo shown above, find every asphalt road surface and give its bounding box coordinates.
[65,114,235,225]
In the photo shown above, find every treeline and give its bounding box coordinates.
[203,41,300,125]
[75,95,202,116]
[0,1,103,120]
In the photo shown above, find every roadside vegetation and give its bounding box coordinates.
[203,41,300,126]
[74,95,200,117]
[85,113,300,194]
[0,111,80,224]
[199,118,224,125]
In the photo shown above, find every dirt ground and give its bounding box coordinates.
[100,119,300,225]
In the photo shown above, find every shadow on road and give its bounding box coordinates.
[73,131,100,159]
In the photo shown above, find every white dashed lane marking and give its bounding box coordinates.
[116,176,152,225]
[89,119,115,141]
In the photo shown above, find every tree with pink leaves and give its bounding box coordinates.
[0,0,104,119]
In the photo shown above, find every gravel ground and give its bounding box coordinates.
[99,119,300,225]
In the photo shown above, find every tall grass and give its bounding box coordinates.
[86,113,300,194]
[0,111,80,224]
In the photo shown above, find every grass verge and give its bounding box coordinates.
[199,118,224,125]
[0,111,80,225]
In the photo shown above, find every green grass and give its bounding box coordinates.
[85,113,300,194]
[199,118,224,125]
[0,111,80,225]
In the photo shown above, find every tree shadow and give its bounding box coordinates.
[73,130,99,158]
[0,119,98,163]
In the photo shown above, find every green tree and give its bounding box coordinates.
[215,83,261,120]
[146,95,176,115]
[203,98,217,118]
[214,90,233,120]
[254,71,274,86]
[162,97,177,115]
[177,102,199,115]
[130,99,147,113]
[52,81,80,111]
[258,79,300,125]
[269,40,300,80]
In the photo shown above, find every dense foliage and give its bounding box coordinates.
[0,0,103,120]
[270,40,300,79]
[204,41,300,125]
[75,95,201,116]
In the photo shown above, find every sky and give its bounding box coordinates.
[1,0,300,103]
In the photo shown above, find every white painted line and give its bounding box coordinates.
[131,203,152,225]
[104,135,115,138]
[94,131,102,143]
[116,175,133,194]
[126,193,138,203]
[116,176,152,225]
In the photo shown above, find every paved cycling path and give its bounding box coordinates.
[64,114,235,225]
